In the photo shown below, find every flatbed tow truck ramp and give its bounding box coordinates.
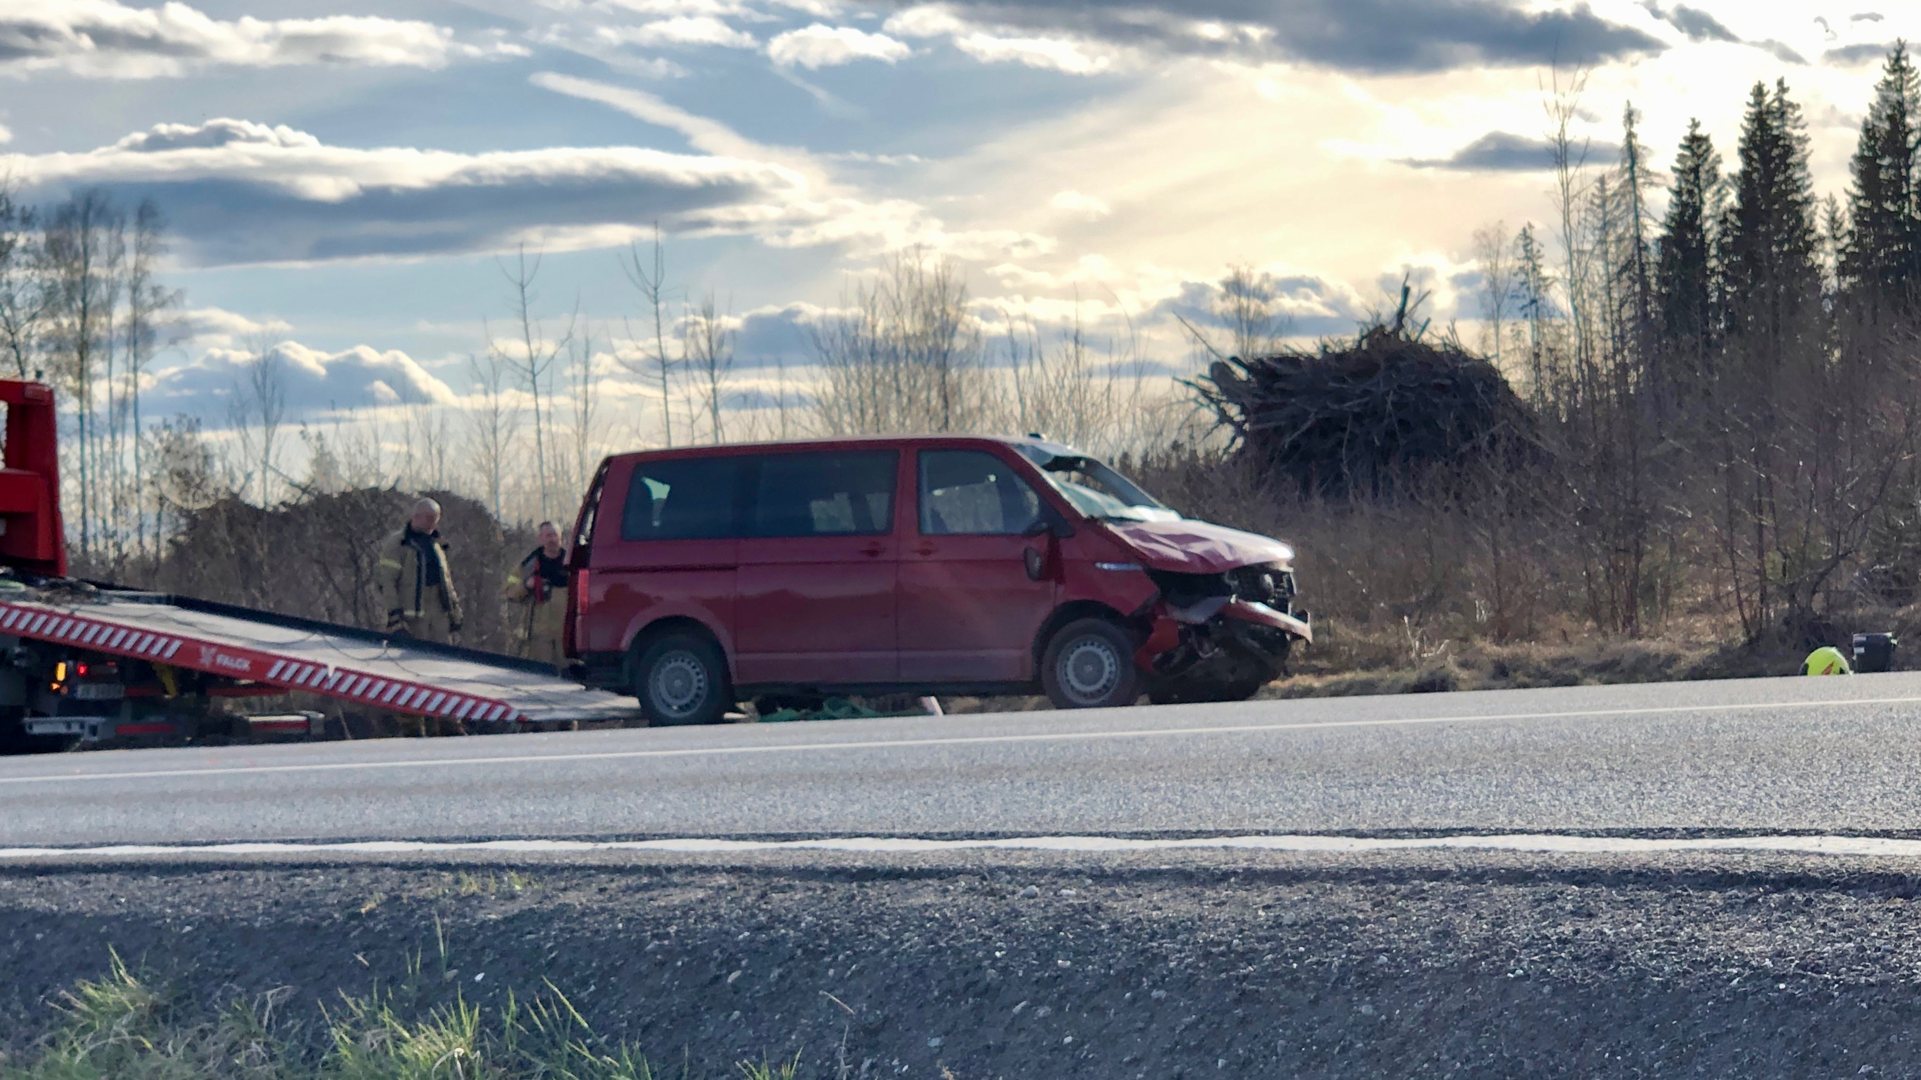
[0,584,643,744]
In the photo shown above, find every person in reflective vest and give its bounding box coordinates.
[504,520,568,672]
[377,498,464,645]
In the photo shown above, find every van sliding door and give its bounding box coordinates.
[733,450,901,686]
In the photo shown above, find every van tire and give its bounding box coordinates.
[631,631,733,726]
[1041,618,1143,710]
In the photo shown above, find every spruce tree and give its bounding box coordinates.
[1841,42,1920,315]
[1723,79,1823,365]
[1515,223,1556,408]
[1656,119,1723,367]
[1617,103,1658,368]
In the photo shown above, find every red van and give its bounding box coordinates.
[565,436,1310,725]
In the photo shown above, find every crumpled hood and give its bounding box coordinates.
[1101,518,1294,575]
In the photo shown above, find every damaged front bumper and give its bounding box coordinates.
[1133,594,1312,680]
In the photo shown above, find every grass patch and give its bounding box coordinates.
[430,871,540,900]
[1,947,801,1079]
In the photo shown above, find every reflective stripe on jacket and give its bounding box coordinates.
[377,527,462,623]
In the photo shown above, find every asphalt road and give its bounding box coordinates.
[8,673,1921,846]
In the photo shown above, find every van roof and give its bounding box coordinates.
[603,433,1087,462]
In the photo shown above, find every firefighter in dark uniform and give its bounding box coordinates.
[378,497,464,645]
[504,520,569,673]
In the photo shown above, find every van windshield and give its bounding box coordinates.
[1013,445,1181,523]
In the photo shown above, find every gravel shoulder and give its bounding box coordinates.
[5,849,1921,1077]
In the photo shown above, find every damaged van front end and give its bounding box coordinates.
[1100,519,1311,704]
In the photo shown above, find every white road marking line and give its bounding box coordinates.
[3,691,1921,789]
[7,833,1921,861]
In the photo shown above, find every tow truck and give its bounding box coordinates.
[0,379,641,752]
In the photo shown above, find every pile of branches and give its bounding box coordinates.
[1189,318,1541,501]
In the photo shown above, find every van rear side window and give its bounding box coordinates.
[752,451,897,537]
[621,457,744,540]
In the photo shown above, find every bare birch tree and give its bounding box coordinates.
[0,184,46,381]
[812,248,989,435]
[124,199,177,560]
[229,336,287,508]
[682,295,733,444]
[1472,221,1518,370]
[567,321,601,494]
[464,350,519,522]
[1545,66,1596,390]
[42,190,126,559]
[1174,264,1289,363]
[623,226,679,448]
[490,246,573,519]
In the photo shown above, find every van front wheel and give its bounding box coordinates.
[631,632,733,726]
[1041,618,1144,711]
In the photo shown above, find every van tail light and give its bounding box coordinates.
[575,570,591,616]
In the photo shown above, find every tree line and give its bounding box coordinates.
[1402,43,1921,648]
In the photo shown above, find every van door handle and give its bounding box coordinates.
[912,543,936,557]
[859,543,887,557]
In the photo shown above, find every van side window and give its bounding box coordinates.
[920,450,1042,536]
[621,458,744,540]
[751,451,897,537]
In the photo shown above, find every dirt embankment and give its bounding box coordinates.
[4,851,1921,1077]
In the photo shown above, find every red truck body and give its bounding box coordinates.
[0,380,66,580]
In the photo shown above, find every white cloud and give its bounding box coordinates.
[884,8,1112,74]
[1050,189,1111,220]
[823,150,930,166]
[0,0,516,79]
[0,123,11,146]
[532,71,784,163]
[149,340,458,424]
[12,116,813,264]
[174,306,295,349]
[767,24,911,69]
[114,118,320,153]
[880,6,966,38]
[951,30,1112,74]
[593,15,757,48]
[577,0,841,18]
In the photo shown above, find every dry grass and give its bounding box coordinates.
[1,947,801,1080]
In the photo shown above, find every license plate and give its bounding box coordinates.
[70,683,124,701]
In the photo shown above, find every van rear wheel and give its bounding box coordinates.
[1041,618,1144,711]
[631,632,733,726]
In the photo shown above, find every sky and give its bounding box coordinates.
[2,0,1916,438]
